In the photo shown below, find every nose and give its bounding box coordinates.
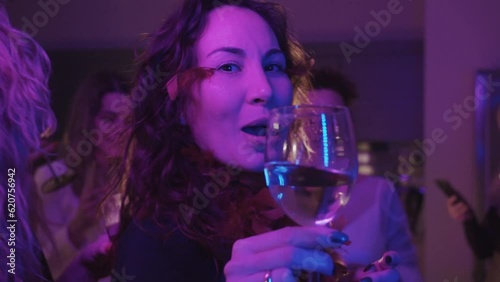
[246,66,273,105]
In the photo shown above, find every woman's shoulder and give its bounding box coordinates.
[354,175,397,197]
[114,216,222,281]
[117,217,197,252]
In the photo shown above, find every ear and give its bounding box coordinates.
[166,75,178,101]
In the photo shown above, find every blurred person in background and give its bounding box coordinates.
[33,73,131,281]
[308,67,423,281]
[447,111,500,282]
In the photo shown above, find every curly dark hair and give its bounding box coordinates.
[116,0,311,263]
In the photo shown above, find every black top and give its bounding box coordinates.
[113,218,225,282]
[463,207,500,259]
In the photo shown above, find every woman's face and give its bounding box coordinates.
[186,6,293,171]
[94,92,129,159]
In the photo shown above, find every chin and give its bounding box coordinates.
[236,153,265,172]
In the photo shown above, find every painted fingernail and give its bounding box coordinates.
[360,278,373,282]
[329,231,349,244]
[363,263,374,272]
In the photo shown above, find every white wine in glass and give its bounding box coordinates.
[264,105,358,281]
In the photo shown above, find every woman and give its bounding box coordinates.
[0,5,56,281]
[114,1,391,281]
[34,73,131,280]
[63,73,131,249]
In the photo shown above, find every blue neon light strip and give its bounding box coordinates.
[321,113,328,167]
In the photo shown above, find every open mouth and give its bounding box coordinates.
[242,125,267,136]
[241,118,268,136]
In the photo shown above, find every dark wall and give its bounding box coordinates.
[306,40,424,142]
[46,40,423,143]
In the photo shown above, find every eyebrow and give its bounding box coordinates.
[208,47,245,57]
[264,49,284,58]
[207,47,284,58]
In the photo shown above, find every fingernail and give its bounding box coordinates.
[385,255,393,264]
[360,278,373,282]
[363,263,374,272]
[329,231,349,244]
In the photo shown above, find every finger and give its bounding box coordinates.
[455,204,468,215]
[359,268,401,282]
[450,210,462,221]
[456,202,469,211]
[360,251,400,274]
[226,246,334,277]
[376,251,401,269]
[452,204,469,220]
[448,202,468,220]
[447,195,457,204]
[232,226,348,257]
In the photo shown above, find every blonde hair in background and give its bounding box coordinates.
[0,5,55,280]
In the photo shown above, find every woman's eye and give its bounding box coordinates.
[217,63,241,73]
[265,64,285,72]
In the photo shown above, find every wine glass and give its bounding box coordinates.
[264,105,358,280]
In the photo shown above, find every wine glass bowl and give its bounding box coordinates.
[264,105,358,226]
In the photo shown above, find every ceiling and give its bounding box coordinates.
[6,0,423,49]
